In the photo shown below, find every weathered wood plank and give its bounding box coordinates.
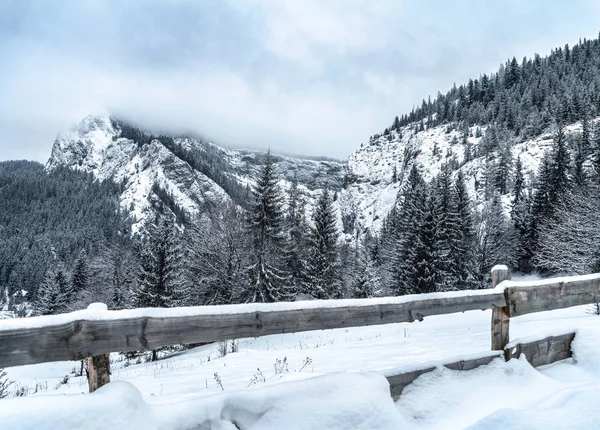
[506,275,600,317]
[87,353,111,392]
[387,352,502,397]
[388,331,576,398]
[506,332,575,367]
[0,292,505,368]
[491,266,510,351]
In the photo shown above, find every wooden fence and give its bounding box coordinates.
[0,266,598,395]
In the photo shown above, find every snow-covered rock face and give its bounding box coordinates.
[47,114,579,239]
[46,115,348,235]
[46,115,232,233]
[339,119,579,234]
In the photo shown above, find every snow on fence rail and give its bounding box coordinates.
[0,266,596,395]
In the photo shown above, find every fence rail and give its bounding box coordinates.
[0,266,596,395]
[386,330,576,397]
[0,291,505,368]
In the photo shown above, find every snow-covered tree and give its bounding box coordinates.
[533,186,600,274]
[351,239,381,299]
[240,151,292,303]
[35,265,71,315]
[87,240,137,310]
[477,193,514,283]
[70,249,90,295]
[391,164,429,295]
[187,203,247,306]
[305,189,340,299]
[284,175,308,294]
[137,218,187,308]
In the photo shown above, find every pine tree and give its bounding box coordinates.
[433,166,458,290]
[593,120,600,180]
[493,146,512,194]
[512,156,525,205]
[412,194,441,294]
[477,193,514,282]
[241,151,291,303]
[284,175,308,294]
[305,189,340,299]
[391,164,427,295]
[581,113,591,155]
[450,170,478,289]
[137,218,186,308]
[351,244,380,298]
[573,140,587,186]
[532,152,554,221]
[35,266,71,315]
[548,124,571,202]
[70,249,90,295]
[510,156,533,272]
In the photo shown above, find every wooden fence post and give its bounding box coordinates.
[491,265,510,352]
[87,353,111,393]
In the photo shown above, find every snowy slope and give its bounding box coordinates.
[46,114,593,240]
[339,119,594,235]
[46,115,347,234]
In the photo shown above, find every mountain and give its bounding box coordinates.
[44,36,600,288]
[46,115,347,235]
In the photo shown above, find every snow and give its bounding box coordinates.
[0,374,405,430]
[501,272,600,289]
[491,264,508,273]
[4,303,600,428]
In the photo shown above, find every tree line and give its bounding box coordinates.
[31,151,367,316]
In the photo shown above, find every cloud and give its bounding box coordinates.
[1,0,600,162]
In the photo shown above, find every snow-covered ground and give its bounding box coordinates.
[2,297,600,429]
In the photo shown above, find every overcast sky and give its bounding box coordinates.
[1,0,600,162]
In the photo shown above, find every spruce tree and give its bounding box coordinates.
[593,120,600,180]
[351,243,379,299]
[511,157,534,272]
[35,266,71,315]
[137,218,186,308]
[573,141,587,186]
[412,194,441,294]
[284,175,308,294]
[532,152,554,221]
[581,113,591,155]
[241,151,291,303]
[450,170,478,289]
[477,193,513,282]
[70,249,90,295]
[548,124,571,203]
[493,146,512,195]
[512,156,525,205]
[305,189,340,299]
[433,166,459,290]
[391,164,427,295]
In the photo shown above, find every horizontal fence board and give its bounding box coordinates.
[506,332,576,367]
[0,292,505,368]
[506,276,600,317]
[387,352,503,397]
[388,332,576,398]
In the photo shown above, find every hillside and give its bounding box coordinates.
[46,115,347,235]
[0,160,130,305]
